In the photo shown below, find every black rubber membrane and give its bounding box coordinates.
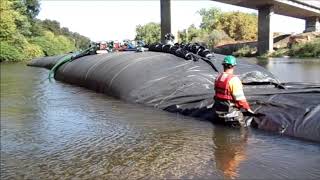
[28,52,320,142]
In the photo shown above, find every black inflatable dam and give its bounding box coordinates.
[28,52,320,142]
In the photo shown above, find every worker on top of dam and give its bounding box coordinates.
[164,33,175,45]
[213,55,254,126]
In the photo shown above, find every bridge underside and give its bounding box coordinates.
[211,0,320,54]
[212,0,320,19]
[160,0,320,54]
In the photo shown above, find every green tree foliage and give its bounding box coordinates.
[29,19,44,36]
[289,38,320,57]
[186,24,202,42]
[9,0,32,36]
[11,0,39,19]
[30,31,75,56]
[24,0,40,19]
[177,25,232,49]
[23,42,44,59]
[71,32,90,50]
[0,32,43,62]
[177,8,257,49]
[41,19,61,35]
[218,12,257,41]
[0,0,90,62]
[0,0,19,40]
[198,8,222,32]
[0,42,25,62]
[177,29,187,44]
[135,22,160,45]
[177,24,202,43]
[194,30,233,48]
[198,8,258,41]
[40,19,90,49]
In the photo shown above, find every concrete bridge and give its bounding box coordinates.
[160,0,320,55]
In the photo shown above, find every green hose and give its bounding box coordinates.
[48,46,95,82]
[48,54,74,82]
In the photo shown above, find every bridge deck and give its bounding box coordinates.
[212,0,320,19]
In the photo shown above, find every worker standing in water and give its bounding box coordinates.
[213,55,254,127]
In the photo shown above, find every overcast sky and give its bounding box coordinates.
[37,0,305,41]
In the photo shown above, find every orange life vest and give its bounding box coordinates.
[214,73,234,101]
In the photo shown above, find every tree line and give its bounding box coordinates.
[135,8,258,49]
[0,0,90,62]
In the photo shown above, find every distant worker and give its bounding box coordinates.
[164,33,175,45]
[213,55,254,126]
[108,41,114,52]
[136,40,145,52]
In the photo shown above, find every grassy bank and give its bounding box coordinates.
[288,38,320,58]
[264,38,320,58]
[234,38,320,58]
[232,45,257,57]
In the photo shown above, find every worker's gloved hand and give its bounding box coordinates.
[247,109,255,114]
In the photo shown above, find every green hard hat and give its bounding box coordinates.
[223,55,237,66]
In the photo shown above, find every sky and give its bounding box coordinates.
[37,0,306,41]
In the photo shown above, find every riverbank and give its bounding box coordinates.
[265,38,320,58]
[213,32,320,58]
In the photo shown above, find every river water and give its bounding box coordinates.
[1,58,320,179]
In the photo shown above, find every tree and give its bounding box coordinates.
[61,27,71,36]
[177,29,187,44]
[135,22,160,45]
[10,0,32,36]
[198,8,258,41]
[30,31,75,56]
[0,0,32,39]
[41,19,61,35]
[39,19,90,49]
[186,24,202,42]
[0,0,90,61]
[24,0,40,19]
[29,19,44,36]
[0,0,18,40]
[195,30,233,48]
[0,42,24,61]
[218,11,257,41]
[198,8,222,32]
[71,32,90,50]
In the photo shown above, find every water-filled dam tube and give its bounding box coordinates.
[28,52,320,142]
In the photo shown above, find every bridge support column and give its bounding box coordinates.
[304,16,320,32]
[258,5,274,55]
[160,0,171,43]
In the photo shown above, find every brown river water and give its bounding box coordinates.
[1,58,320,179]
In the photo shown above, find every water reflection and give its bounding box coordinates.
[213,126,248,179]
[246,57,320,83]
